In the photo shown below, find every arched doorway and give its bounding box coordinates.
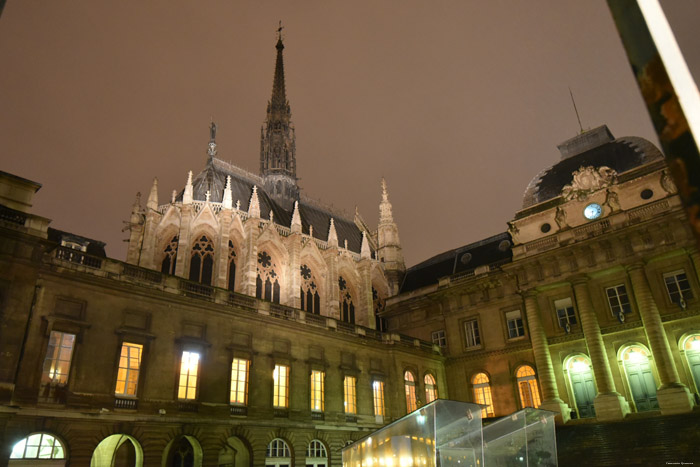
[162,436,203,467]
[564,355,597,418]
[91,434,143,467]
[680,333,700,393]
[218,436,250,467]
[620,345,659,412]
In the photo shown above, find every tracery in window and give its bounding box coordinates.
[339,276,355,324]
[227,240,236,291]
[256,251,280,303]
[161,236,179,275]
[300,264,321,314]
[189,235,214,285]
[373,287,388,332]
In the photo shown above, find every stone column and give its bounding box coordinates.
[287,232,302,310]
[522,290,570,423]
[627,263,695,414]
[570,275,630,420]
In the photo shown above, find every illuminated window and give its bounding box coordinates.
[40,331,75,397]
[273,364,289,408]
[178,351,200,400]
[516,365,541,408]
[505,310,525,339]
[464,320,480,348]
[161,236,178,275]
[310,370,325,412]
[189,235,214,285]
[115,342,142,396]
[230,358,249,405]
[373,380,385,416]
[431,330,446,348]
[555,298,577,330]
[306,440,328,467]
[344,376,357,414]
[404,371,417,412]
[472,372,494,417]
[606,285,632,317]
[266,438,291,467]
[664,270,693,305]
[424,374,438,403]
[10,433,65,460]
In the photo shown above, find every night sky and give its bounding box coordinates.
[1,1,699,267]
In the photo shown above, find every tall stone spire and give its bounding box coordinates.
[376,178,405,294]
[146,178,158,211]
[260,23,298,204]
[248,185,261,218]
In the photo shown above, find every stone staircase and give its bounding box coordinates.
[556,410,700,466]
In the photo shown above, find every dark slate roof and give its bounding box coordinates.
[48,228,107,257]
[522,126,663,209]
[399,232,512,294]
[176,156,364,253]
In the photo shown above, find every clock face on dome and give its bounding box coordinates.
[583,203,602,220]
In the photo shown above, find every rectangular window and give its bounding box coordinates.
[273,364,289,408]
[373,380,385,417]
[344,376,357,414]
[310,370,325,412]
[115,342,143,396]
[664,271,693,305]
[178,351,200,400]
[41,331,76,387]
[431,330,447,348]
[230,358,249,405]
[505,310,525,339]
[554,298,577,329]
[464,320,481,348]
[606,285,632,316]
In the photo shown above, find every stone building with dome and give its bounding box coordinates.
[384,124,700,424]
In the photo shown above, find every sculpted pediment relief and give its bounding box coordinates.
[561,166,618,201]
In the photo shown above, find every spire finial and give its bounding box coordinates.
[361,231,371,259]
[147,178,158,210]
[248,185,261,218]
[291,200,302,233]
[222,175,233,209]
[208,121,218,157]
[327,218,338,247]
[183,171,193,204]
[277,20,284,42]
[379,177,394,224]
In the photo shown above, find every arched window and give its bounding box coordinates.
[164,436,201,467]
[404,371,417,413]
[189,235,214,285]
[424,374,438,403]
[161,236,178,275]
[306,440,328,467]
[339,276,355,324]
[300,264,321,314]
[373,287,388,332]
[227,240,236,291]
[472,372,494,417]
[256,251,280,303]
[516,365,542,409]
[11,433,66,461]
[266,439,291,467]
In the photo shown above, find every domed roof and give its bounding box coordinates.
[522,125,663,209]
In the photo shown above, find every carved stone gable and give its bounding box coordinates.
[561,166,617,201]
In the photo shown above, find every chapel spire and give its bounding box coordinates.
[260,22,298,204]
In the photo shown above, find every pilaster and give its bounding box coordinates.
[357,258,374,328]
[570,275,630,420]
[326,249,340,320]
[215,211,233,289]
[626,262,695,414]
[241,218,260,296]
[174,205,193,278]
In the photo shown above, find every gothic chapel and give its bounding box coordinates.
[125,33,405,330]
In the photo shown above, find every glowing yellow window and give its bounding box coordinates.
[472,372,495,417]
[373,380,385,416]
[310,370,325,412]
[230,358,249,405]
[273,364,289,408]
[115,342,142,396]
[404,371,417,412]
[516,365,541,408]
[424,374,438,403]
[178,351,200,400]
[344,376,357,414]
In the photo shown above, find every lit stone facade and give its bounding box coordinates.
[385,125,700,423]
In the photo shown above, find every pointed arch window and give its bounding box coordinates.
[228,240,236,291]
[516,365,541,409]
[373,287,388,332]
[472,372,494,417]
[161,236,178,275]
[404,370,417,413]
[300,264,321,314]
[339,276,355,324]
[424,374,438,403]
[256,251,280,303]
[189,235,214,285]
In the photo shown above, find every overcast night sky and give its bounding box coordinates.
[1,1,699,267]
